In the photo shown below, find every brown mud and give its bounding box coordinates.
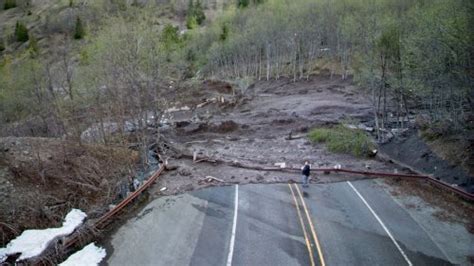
[152,75,410,197]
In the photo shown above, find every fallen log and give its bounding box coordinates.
[205,176,224,182]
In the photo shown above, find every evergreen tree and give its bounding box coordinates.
[0,40,5,52]
[161,24,181,51]
[74,17,85,39]
[237,0,249,8]
[194,0,205,25]
[237,0,263,8]
[187,0,194,13]
[14,21,29,43]
[4,0,17,10]
[220,23,229,42]
[186,0,205,29]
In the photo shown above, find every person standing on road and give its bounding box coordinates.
[301,161,311,187]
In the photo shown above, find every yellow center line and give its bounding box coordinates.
[294,184,326,266]
[288,184,316,266]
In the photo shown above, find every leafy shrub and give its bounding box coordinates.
[186,15,198,29]
[420,120,455,141]
[161,24,181,49]
[308,125,375,157]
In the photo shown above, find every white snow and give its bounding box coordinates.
[274,162,286,168]
[59,243,106,266]
[0,209,87,262]
[165,106,191,113]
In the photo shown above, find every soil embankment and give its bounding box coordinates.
[380,129,474,193]
[0,137,137,246]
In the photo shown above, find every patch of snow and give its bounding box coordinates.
[344,123,374,132]
[274,162,286,168]
[59,243,106,266]
[0,209,86,262]
[165,106,191,113]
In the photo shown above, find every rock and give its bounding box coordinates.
[175,121,191,128]
[182,123,204,134]
[165,164,179,171]
[181,184,194,191]
[81,121,135,143]
[178,168,192,176]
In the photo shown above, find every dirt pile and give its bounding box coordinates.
[202,80,234,94]
[0,137,138,246]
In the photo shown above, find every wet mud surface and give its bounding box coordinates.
[152,76,409,196]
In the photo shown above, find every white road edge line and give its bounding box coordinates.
[347,181,413,266]
[226,184,239,266]
[383,182,453,263]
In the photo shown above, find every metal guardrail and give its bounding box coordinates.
[62,164,471,253]
[63,164,165,250]
[18,161,472,265]
[315,168,474,201]
[245,164,473,201]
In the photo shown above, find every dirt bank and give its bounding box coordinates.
[0,137,137,246]
[380,129,474,193]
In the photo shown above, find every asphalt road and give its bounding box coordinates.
[106,180,451,266]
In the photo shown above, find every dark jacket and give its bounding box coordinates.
[302,165,310,176]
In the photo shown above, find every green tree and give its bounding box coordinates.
[0,39,5,52]
[220,23,229,42]
[161,24,181,50]
[74,17,85,39]
[194,0,205,25]
[186,0,205,29]
[238,0,249,8]
[14,21,29,43]
[4,0,17,10]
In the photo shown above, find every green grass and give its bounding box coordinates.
[308,125,375,157]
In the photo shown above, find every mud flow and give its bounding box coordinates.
[153,76,408,196]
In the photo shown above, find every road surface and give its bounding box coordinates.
[105,180,451,265]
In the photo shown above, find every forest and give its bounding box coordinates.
[196,0,473,138]
[0,0,472,145]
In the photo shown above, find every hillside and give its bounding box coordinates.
[0,0,473,261]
